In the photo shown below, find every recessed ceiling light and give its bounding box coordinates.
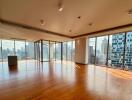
[40,19,45,26]
[58,6,63,12]
[58,0,63,12]
[77,16,81,19]
[128,9,132,15]
[69,29,72,32]
[88,23,93,26]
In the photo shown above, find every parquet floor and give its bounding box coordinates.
[0,60,132,100]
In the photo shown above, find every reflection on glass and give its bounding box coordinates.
[108,33,125,68]
[15,40,26,60]
[50,42,56,60]
[62,41,75,61]
[26,41,34,59]
[43,41,49,61]
[96,36,108,65]
[72,41,75,61]
[39,41,41,61]
[0,40,2,62]
[125,32,132,70]
[34,42,40,61]
[67,41,72,61]
[56,42,61,60]
[2,40,15,61]
[88,38,96,64]
[63,42,67,60]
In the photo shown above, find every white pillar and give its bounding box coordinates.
[75,37,88,64]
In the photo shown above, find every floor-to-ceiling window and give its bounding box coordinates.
[39,41,42,61]
[96,36,108,66]
[34,42,39,61]
[0,40,2,62]
[50,41,56,61]
[88,38,96,64]
[26,41,34,59]
[67,41,72,61]
[0,39,35,63]
[43,41,49,61]
[2,40,15,61]
[88,31,132,71]
[62,41,75,61]
[108,33,125,68]
[15,40,26,60]
[63,42,67,60]
[125,32,132,70]
[71,41,75,61]
[56,42,62,60]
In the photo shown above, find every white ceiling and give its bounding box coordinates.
[0,22,72,42]
[0,0,132,40]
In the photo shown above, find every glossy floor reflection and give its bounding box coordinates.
[0,60,132,100]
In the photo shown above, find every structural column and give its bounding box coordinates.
[75,37,88,64]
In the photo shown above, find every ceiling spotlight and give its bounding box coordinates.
[77,16,81,19]
[59,6,63,12]
[58,0,63,12]
[88,23,93,26]
[69,29,72,32]
[128,9,132,15]
[40,19,45,26]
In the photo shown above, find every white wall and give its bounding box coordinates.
[75,37,88,64]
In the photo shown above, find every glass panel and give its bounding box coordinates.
[34,42,39,60]
[0,40,2,62]
[2,40,15,61]
[15,40,26,60]
[108,33,125,68]
[39,41,41,61]
[63,42,67,60]
[26,41,34,59]
[125,32,132,70]
[50,42,56,60]
[43,41,49,61]
[96,36,108,66]
[67,41,72,61]
[56,42,61,60]
[71,41,75,61]
[36,42,40,61]
[88,38,96,64]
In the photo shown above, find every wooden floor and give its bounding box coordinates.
[0,60,132,100]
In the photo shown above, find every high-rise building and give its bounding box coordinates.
[125,32,132,69]
[111,33,125,67]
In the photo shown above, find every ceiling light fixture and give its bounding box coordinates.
[128,9,132,15]
[58,0,63,12]
[77,16,81,19]
[88,23,93,26]
[69,29,72,32]
[40,19,45,26]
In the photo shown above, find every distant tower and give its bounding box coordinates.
[111,33,125,67]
